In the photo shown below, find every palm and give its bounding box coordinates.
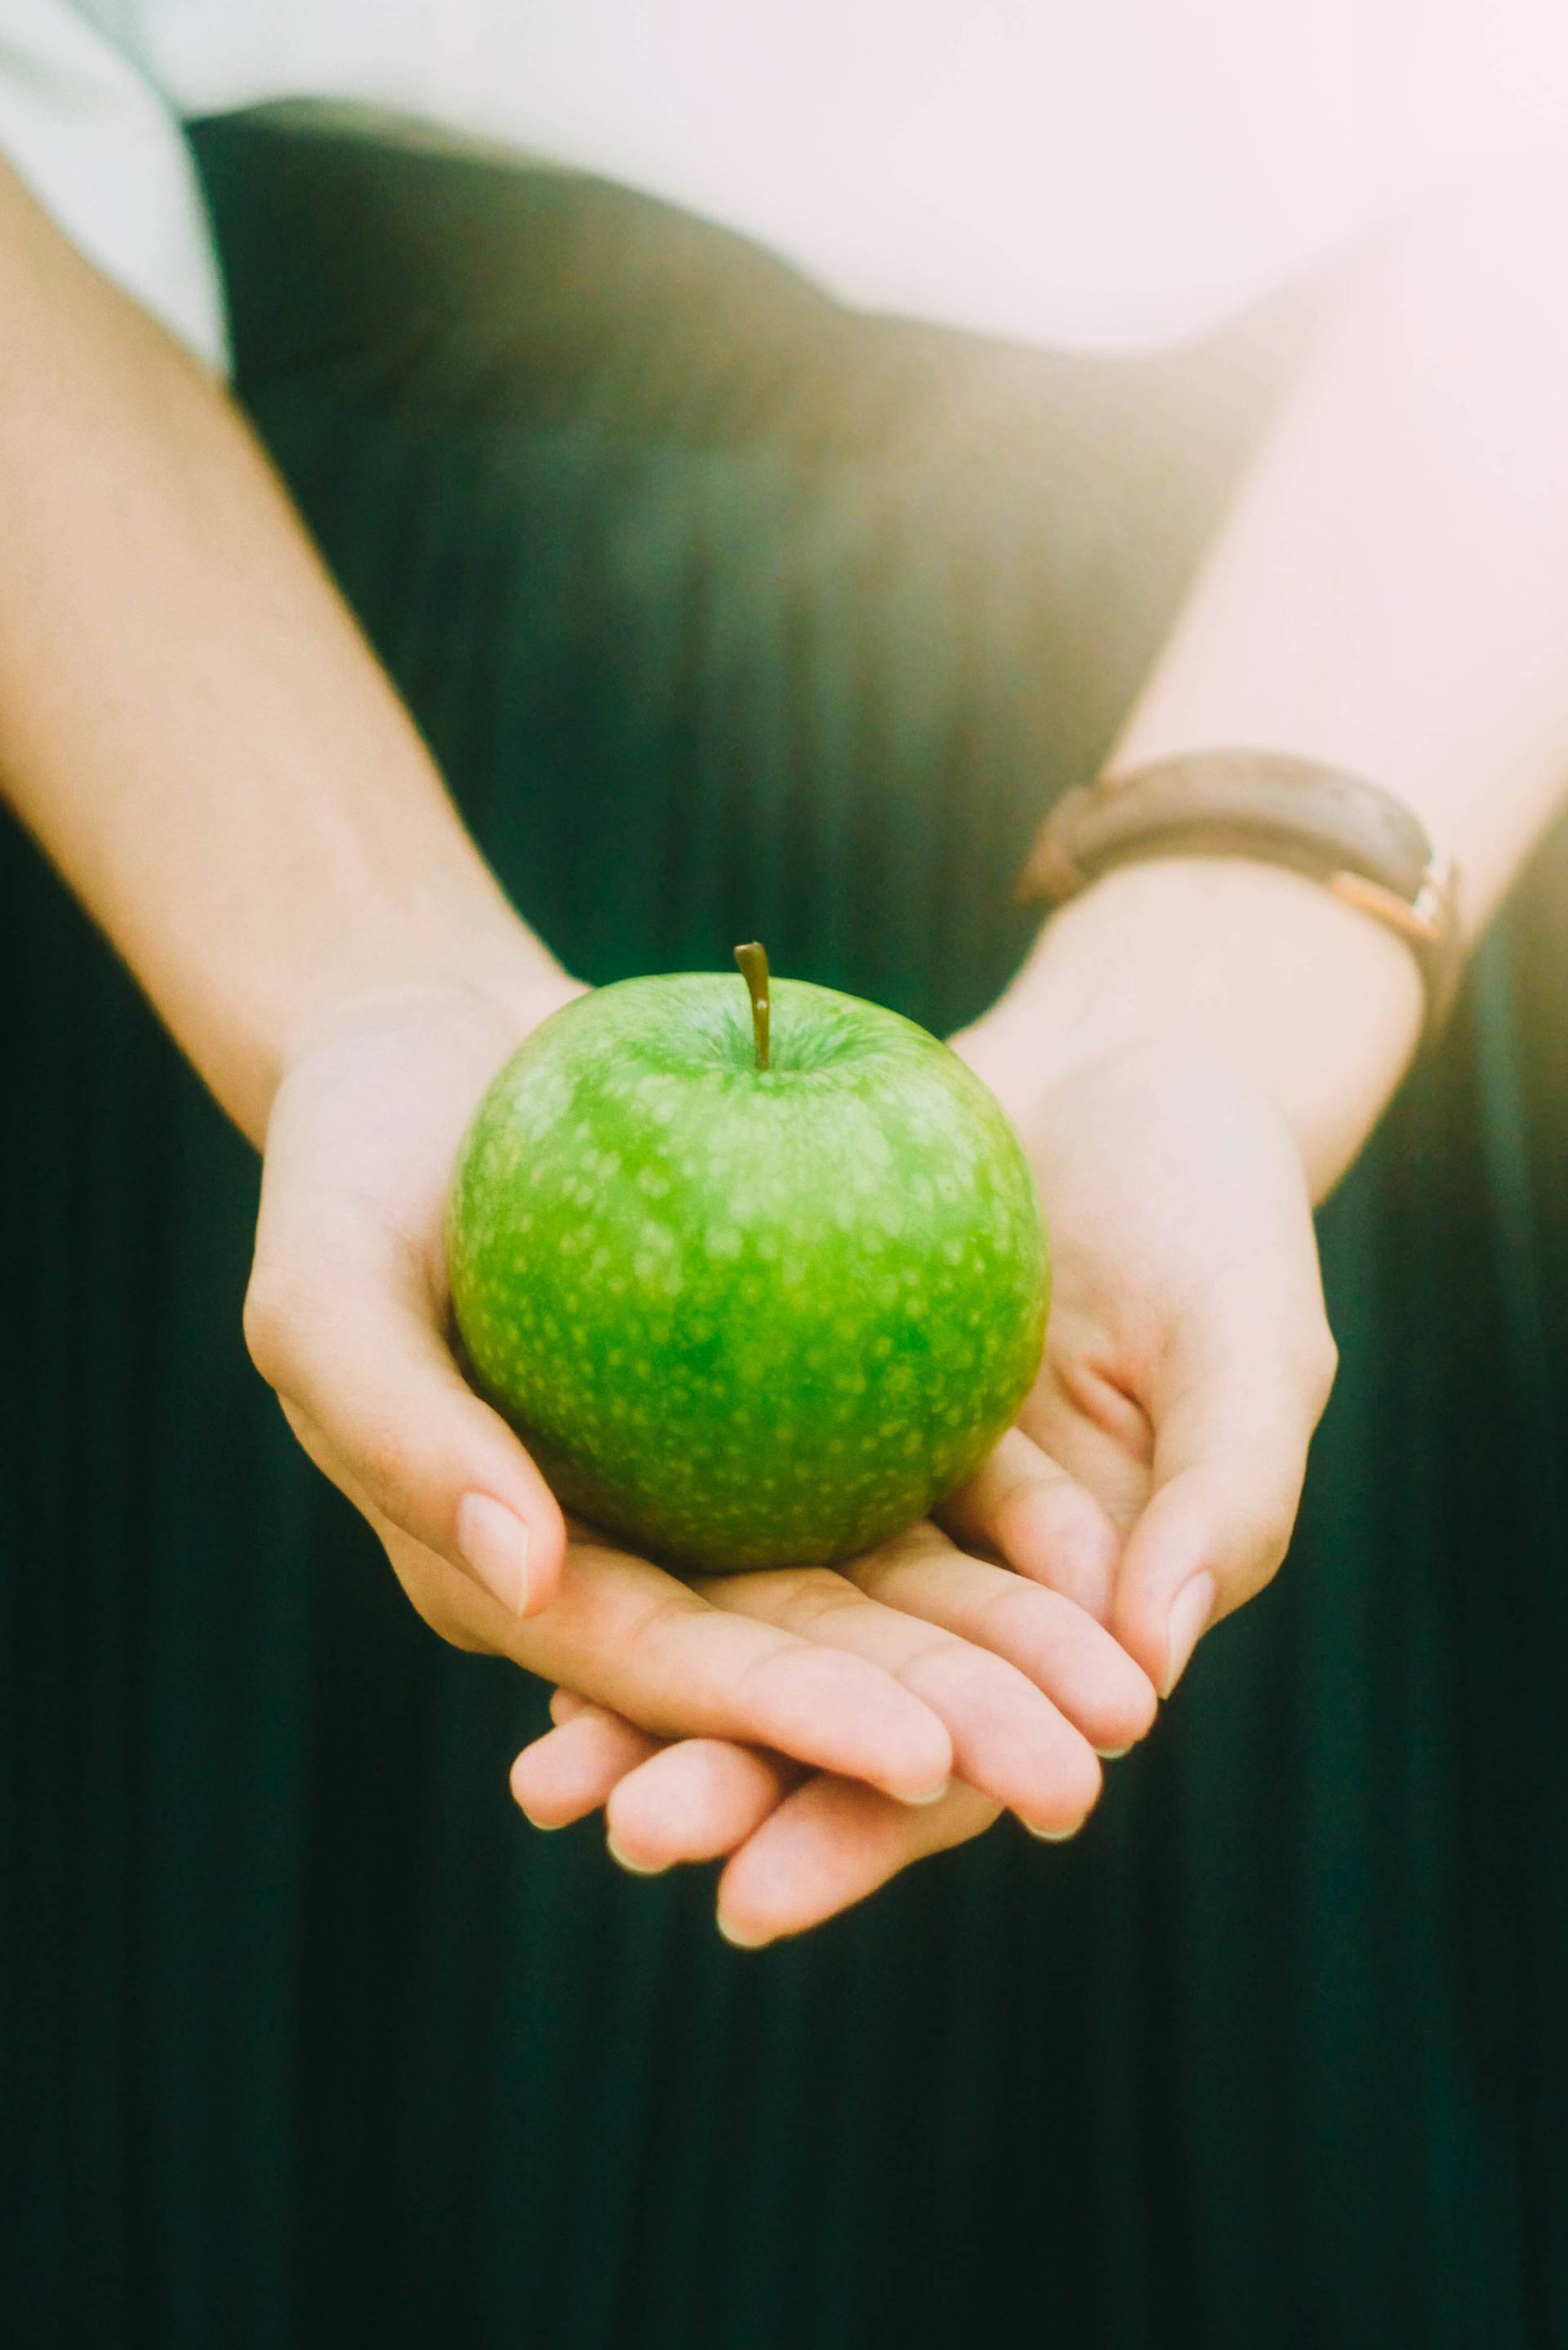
[1009,1042,1329,1604]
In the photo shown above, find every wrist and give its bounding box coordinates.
[249,908,583,1148]
[956,856,1425,1199]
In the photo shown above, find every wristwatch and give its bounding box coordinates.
[1018,748,1463,1045]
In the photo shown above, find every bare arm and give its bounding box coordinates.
[969,152,1568,1198]
[0,158,568,1143]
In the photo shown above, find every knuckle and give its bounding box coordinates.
[992,1469,1061,1530]
[840,1547,907,1603]
[401,1581,491,1653]
[896,1636,973,1706]
[782,1565,865,1617]
[765,1642,871,1715]
[1302,1322,1339,1411]
[1009,1468,1065,1509]
[975,1577,1040,1650]
[381,1532,491,1652]
[993,1469,1096,1558]
[241,1266,295,1388]
[1242,1505,1298,1597]
[850,1522,942,1582]
[352,1414,421,1515]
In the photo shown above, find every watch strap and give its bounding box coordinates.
[1018,748,1462,1043]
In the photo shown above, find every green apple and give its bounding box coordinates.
[448,949,1048,1573]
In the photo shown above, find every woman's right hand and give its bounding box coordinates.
[247,975,1151,1815]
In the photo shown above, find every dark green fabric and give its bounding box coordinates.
[4,109,1566,2348]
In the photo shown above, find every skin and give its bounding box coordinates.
[7,145,1568,1941]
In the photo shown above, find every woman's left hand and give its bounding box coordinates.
[511,1030,1338,1944]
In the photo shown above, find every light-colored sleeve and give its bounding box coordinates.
[0,0,227,369]
[274,0,1512,353]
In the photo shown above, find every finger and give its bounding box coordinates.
[1111,1274,1337,1697]
[245,1205,568,1616]
[699,1550,1102,1835]
[532,1534,953,1802]
[846,1523,1156,1759]
[520,1702,798,1867]
[939,1427,1123,1621]
[716,1777,1001,1946]
[1018,1341,1160,1534]
[605,1741,795,1871]
[510,1707,662,1827]
[350,1486,956,1801]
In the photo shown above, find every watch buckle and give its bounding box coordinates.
[1328,856,1456,947]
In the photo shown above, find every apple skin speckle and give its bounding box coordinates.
[447,973,1049,1573]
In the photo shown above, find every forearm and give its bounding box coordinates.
[0,162,569,1147]
[968,155,1568,1198]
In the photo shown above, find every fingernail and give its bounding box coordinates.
[607,1834,666,1878]
[893,1779,951,1808]
[1095,1745,1132,1761]
[457,1492,532,1613]
[1161,1571,1216,1697]
[717,1913,770,1950]
[517,1807,565,1832]
[1025,1822,1080,1842]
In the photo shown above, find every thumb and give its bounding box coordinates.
[1110,1274,1337,1698]
[244,1229,568,1616]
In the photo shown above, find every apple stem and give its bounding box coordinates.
[733,942,771,1071]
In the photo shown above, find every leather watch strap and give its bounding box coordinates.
[1018,748,1463,1044]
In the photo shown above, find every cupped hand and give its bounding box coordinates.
[243,978,1150,1811]
[993,1040,1338,1689]
[514,1037,1337,1943]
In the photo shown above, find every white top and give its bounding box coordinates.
[0,0,1559,372]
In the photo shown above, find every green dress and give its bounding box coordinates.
[4,107,1566,2349]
